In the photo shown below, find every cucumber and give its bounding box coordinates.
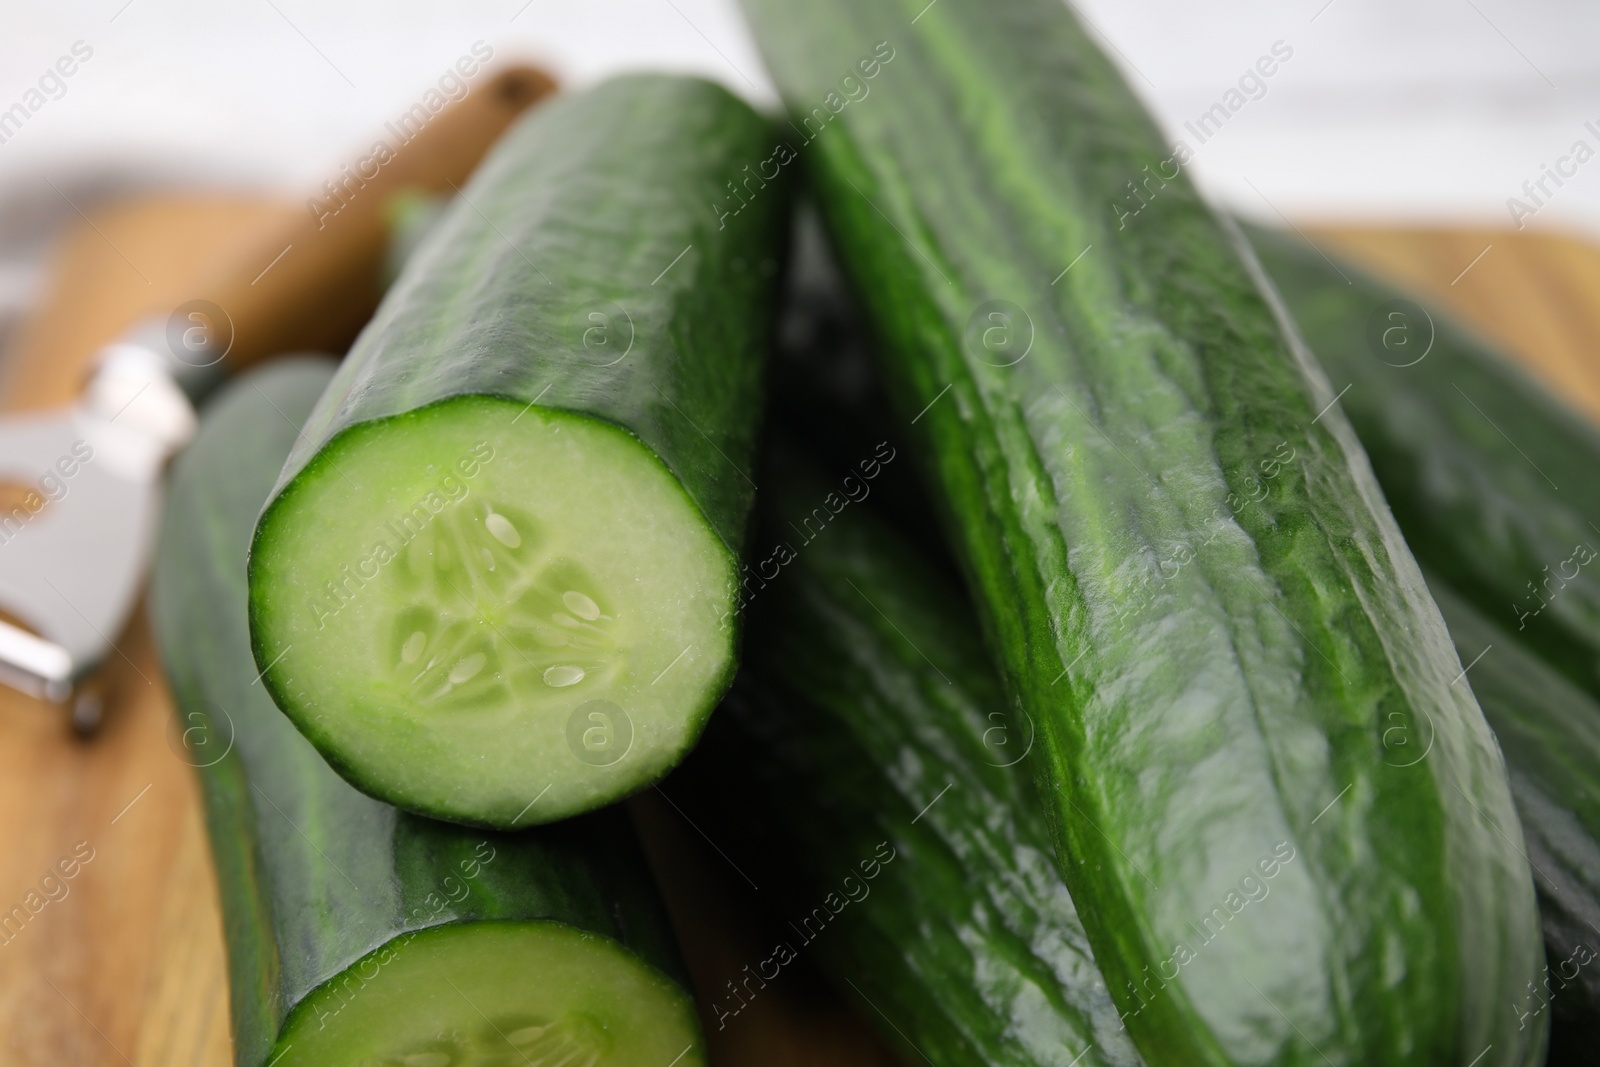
[1424,576,1600,1054]
[737,2,1544,1064]
[1246,224,1600,701]
[675,452,1145,1067]
[1244,225,1600,1052]
[247,74,789,828]
[151,360,705,1067]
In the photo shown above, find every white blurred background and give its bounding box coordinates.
[0,0,1595,269]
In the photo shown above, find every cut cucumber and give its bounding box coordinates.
[275,924,696,1067]
[254,399,731,826]
[150,360,705,1067]
[736,3,1544,1064]
[248,74,788,827]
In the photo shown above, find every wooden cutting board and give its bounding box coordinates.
[0,206,1596,1067]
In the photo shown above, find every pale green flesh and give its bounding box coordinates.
[271,922,705,1067]
[252,396,734,826]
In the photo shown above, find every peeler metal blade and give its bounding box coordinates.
[0,328,199,720]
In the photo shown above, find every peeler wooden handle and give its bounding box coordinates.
[2,63,556,412]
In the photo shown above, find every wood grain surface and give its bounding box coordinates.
[0,204,1595,1066]
[1308,224,1600,424]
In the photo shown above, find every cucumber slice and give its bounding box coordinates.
[150,360,704,1067]
[248,74,788,827]
[275,923,697,1067]
[251,398,731,827]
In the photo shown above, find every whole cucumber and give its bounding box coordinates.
[737,2,1544,1064]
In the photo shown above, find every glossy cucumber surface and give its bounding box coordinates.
[1249,223,1600,702]
[738,2,1544,1063]
[1427,576,1600,1058]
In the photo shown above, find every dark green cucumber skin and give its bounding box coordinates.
[1426,577,1600,1050]
[677,454,1144,1067]
[261,73,784,548]
[150,360,689,1067]
[248,74,789,776]
[1247,225,1600,703]
[778,204,1600,1061]
[1249,228,1600,1054]
[738,3,1542,1065]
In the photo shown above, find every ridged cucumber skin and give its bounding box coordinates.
[737,2,1543,1064]
[248,74,789,796]
[1247,224,1600,702]
[1426,577,1600,1047]
[151,360,694,1067]
[677,455,1145,1067]
[263,74,784,547]
[1245,224,1600,1047]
